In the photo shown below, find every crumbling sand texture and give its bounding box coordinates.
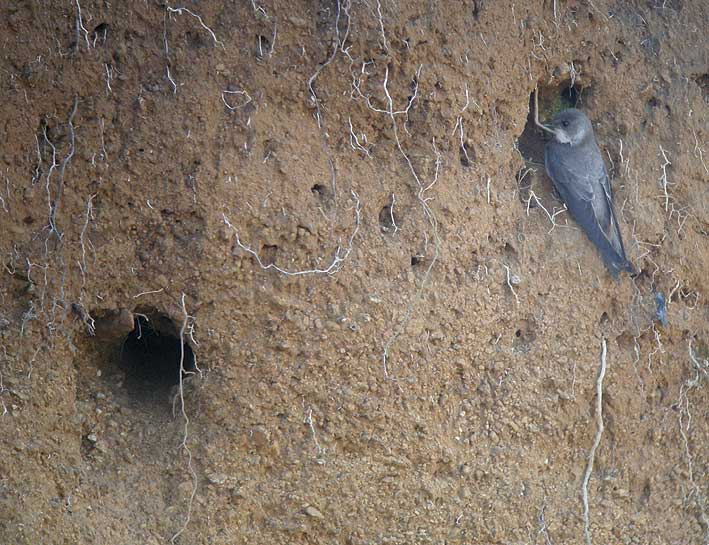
[0,1,707,544]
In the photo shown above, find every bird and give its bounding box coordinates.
[542,108,634,279]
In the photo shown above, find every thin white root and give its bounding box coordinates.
[581,338,607,545]
[77,193,96,289]
[693,131,709,175]
[355,64,441,378]
[170,294,202,544]
[0,176,9,213]
[658,146,671,212]
[250,0,267,17]
[303,400,324,458]
[348,117,371,157]
[374,0,388,52]
[72,302,95,336]
[74,0,91,51]
[503,264,520,305]
[677,339,709,539]
[0,370,8,416]
[524,185,567,234]
[307,0,348,128]
[538,502,554,545]
[164,4,223,93]
[132,288,165,299]
[221,89,253,110]
[45,96,79,241]
[534,87,555,135]
[166,6,224,48]
[388,193,399,234]
[163,12,177,94]
[223,190,361,276]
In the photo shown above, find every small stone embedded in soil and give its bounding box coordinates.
[207,472,228,485]
[289,16,309,28]
[613,488,630,498]
[558,391,574,401]
[230,488,244,502]
[249,426,270,450]
[304,505,324,519]
[430,330,445,341]
[12,389,28,401]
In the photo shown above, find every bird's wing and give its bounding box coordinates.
[592,162,630,263]
[590,164,615,242]
[545,144,632,276]
[545,145,595,204]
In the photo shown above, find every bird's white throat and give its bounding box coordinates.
[553,129,572,144]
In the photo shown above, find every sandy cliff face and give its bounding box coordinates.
[0,1,707,543]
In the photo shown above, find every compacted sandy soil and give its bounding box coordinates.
[0,1,707,544]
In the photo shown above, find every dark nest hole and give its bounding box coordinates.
[311,183,334,210]
[512,318,537,354]
[379,202,402,234]
[119,312,195,402]
[411,255,425,267]
[515,80,586,206]
[517,80,584,164]
[311,183,326,197]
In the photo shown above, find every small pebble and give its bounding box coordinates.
[304,505,324,519]
[207,473,228,485]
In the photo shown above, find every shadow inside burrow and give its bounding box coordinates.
[515,80,586,207]
[116,311,196,409]
[517,80,583,164]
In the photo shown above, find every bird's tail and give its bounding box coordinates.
[606,256,636,279]
[604,207,635,279]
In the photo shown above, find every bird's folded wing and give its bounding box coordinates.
[546,146,630,270]
[590,170,614,237]
[545,147,595,203]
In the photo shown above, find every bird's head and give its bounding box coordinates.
[541,108,593,146]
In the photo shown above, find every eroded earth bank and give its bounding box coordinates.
[0,1,708,543]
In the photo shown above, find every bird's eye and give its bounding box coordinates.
[562,120,569,128]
